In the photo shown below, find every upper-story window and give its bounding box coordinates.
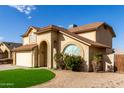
[29,34,37,43]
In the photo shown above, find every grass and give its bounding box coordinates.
[0,69,55,88]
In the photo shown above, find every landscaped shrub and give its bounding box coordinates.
[54,53,84,71]
[64,54,84,71]
[54,53,65,69]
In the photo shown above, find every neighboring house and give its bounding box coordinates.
[0,42,22,59]
[12,22,116,71]
[0,49,3,59]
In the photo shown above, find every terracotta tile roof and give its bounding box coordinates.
[22,22,115,37]
[68,22,103,32]
[12,44,37,52]
[1,42,22,50]
[21,22,114,49]
[35,25,110,48]
[68,22,116,37]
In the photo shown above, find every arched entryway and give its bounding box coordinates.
[40,41,47,67]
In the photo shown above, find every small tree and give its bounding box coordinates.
[54,53,65,69]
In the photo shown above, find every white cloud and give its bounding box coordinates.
[9,5,36,19]
[9,5,36,15]
[28,16,32,19]
[0,37,4,41]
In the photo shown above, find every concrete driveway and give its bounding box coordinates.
[32,70,124,88]
[0,64,25,71]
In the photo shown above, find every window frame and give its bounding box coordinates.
[63,44,80,56]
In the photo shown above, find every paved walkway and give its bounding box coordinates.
[0,64,25,71]
[32,70,124,88]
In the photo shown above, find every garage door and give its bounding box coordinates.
[16,52,32,67]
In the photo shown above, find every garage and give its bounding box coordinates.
[12,44,38,67]
[16,52,32,67]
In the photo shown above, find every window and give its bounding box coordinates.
[29,34,37,43]
[64,44,80,56]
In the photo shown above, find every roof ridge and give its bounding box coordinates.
[2,41,22,44]
[68,22,104,30]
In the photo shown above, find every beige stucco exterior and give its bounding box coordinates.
[78,31,96,41]
[96,26,113,48]
[13,23,115,72]
[0,43,11,58]
[78,26,113,48]
[58,33,90,71]
[23,28,37,45]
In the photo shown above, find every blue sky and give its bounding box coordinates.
[0,5,123,49]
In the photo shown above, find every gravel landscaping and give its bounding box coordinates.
[32,70,124,88]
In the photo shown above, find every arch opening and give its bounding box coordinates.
[40,41,47,67]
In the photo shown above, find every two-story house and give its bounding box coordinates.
[12,22,116,71]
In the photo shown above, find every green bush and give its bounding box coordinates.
[54,53,84,71]
[54,53,65,69]
[64,54,83,71]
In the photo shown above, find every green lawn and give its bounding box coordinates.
[0,69,55,88]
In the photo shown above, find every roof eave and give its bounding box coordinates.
[12,44,37,52]
[21,26,39,38]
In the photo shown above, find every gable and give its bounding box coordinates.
[22,26,39,37]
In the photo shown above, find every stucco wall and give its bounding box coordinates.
[22,28,52,68]
[103,54,115,72]
[58,33,90,71]
[32,47,38,67]
[37,31,52,68]
[96,26,113,47]
[23,37,29,45]
[77,25,113,49]
[78,31,96,41]
[51,31,59,68]
[23,28,37,45]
